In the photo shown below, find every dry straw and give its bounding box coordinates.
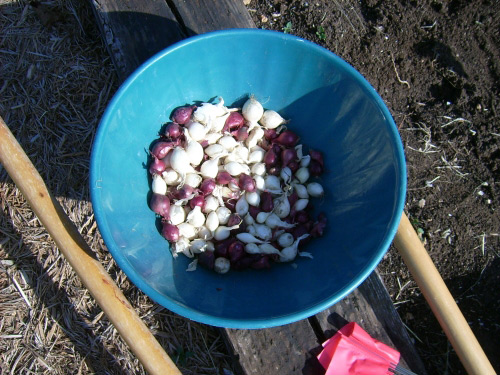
[0,1,232,373]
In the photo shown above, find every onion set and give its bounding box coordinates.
[148,96,327,273]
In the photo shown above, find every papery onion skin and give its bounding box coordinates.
[227,213,242,228]
[238,173,256,192]
[264,148,278,167]
[247,205,260,220]
[161,222,179,242]
[309,159,324,177]
[163,122,182,139]
[214,237,236,258]
[198,250,215,270]
[287,191,299,209]
[174,185,195,200]
[149,155,167,175]
[189,195,205,210]
[267,166,280,176]
[288,160,300,173]
[281,148,297,168]
[234,127,249,142]
[223,197,237,212]
[294,210,310,224]
[199,178,216,195]
[150,193,171,218]
[264,128,278,140]
[251,255,271,269]
[151,141,175,160]
[309,149,324,167]
[228,241,245,263]
[274,130,300,147]
[216,171,236,185]
[172,105,195,125]
[223,111,245,132]
[260,191,274,212]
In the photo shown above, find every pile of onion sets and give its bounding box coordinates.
[148,96,327,274]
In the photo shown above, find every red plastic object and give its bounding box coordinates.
[317,322,400,375]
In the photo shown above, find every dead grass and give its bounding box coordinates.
[1,1,232,373]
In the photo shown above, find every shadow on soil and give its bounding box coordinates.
[397,257,500,375]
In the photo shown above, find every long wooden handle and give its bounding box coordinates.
[0,117,181,375]
[394,213,495,375]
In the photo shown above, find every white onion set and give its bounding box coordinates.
[148,96,327,274]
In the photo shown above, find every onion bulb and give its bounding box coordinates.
[200,156,221,179]
[236,233,267,244]
[152,174,167,195]
[169,204,186,225]
[205,211,219,232]
[242,96,264,123]
[277,232,294,248]
[177,223,197,240]
[259,109,286,129]
[170,147,193,175]
[214,257,230,274]
[279,234,309,262]
[216,206,231,225]
[186,206,205,227]
[307,182,324,198]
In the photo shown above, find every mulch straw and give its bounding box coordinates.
[0,1,233,373]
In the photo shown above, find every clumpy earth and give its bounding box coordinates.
[246,0,499,374]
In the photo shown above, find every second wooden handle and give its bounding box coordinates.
[0,117,181,375]
[394,213,495,375]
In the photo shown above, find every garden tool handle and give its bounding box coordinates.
[394,213,495,375]
[0,117,181,375]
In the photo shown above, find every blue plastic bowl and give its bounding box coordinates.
[90,29,406,329]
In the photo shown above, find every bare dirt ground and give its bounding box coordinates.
[245,1,500,374]
[1,1,499,374]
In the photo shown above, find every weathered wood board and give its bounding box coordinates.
[89,1,428,374]
[90,0,254,81]
[224,320,324,375]
[168,0,255,35]
[90,0,185,80]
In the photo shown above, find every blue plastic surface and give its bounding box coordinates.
[90,29,406,329]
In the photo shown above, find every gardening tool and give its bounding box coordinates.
[394,213,496,375]
[317,321,417,375]
[0,116,181,375]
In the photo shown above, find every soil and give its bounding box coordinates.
[245,1,500,374]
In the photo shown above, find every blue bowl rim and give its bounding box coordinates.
[90,28,407,329]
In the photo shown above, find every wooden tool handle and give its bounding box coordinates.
[394,213,495,375]
[0,117,181,375]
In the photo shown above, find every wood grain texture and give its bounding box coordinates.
[90,0,185,81]
[314,271,428,375]
[222,321,324,375]
[169,0,255,35]
[394,214,495,375]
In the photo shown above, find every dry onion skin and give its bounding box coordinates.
[148,96,327,274]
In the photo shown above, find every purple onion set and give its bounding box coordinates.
[148,96,326,274]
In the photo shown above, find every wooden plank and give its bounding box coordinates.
[313,271,428,375]
[222,321,324,375]
[169,0,255,35]
[90,0,185,81]
[222,272,427,375]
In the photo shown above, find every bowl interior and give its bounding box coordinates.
[90,29,406,328]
